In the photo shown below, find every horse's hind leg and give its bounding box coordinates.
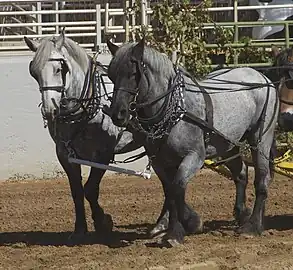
[84,166,113,236]
[237,136,274,235]
[57,151,87,239]
[224,148,251,225]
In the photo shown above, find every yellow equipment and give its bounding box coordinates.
[204,143,293,178]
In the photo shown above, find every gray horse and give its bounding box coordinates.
[24,32,139,241]
[106,39,279,246]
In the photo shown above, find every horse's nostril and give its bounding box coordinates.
[117,109,127,120]
[61,99,68,107]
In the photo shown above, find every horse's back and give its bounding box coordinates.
[199,67,277,141]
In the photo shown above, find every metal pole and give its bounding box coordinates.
[285,22,290,48]
[55,1,59,34]
[131,0,136,41]
[233,0,238,65]
[36,1,42,35]
[95,4,101,52]
[68,157,151,179]
[124,0,130,42]
[32,3,37,34]
[141,0,147,27]
[60,1,66,23]
[105,2,109,34]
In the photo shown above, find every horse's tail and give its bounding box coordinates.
[269,136,276,178]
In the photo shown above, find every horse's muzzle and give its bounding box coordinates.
[278,112,293,131]
[111,108,129,127]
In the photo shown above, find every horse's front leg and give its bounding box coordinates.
[84,166,113,236]
[162,151,204,247]
[56,150,87,239]
[148,164,172,238]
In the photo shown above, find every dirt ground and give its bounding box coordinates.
[0,169,293,270]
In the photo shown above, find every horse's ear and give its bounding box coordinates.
[24,36,40,52]
[55,30,65,50]
[272,46,280,58]
[61,27,66,35]
[107,39,119,56]
[132,37,145,61]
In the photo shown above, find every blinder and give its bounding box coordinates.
[30,57,69,94]
[113,57,147,113]
[29,61,38,81]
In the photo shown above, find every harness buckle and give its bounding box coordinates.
[129,101,137,112]
[129,92,138,112]
[142,157,153,180]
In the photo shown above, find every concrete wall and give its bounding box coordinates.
[0,53,148,180]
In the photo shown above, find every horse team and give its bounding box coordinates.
[23,31,293,247]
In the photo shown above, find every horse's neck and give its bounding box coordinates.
[141,74,171,118]
[67,53,90,98]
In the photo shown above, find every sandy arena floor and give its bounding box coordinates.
[0,169,293,270]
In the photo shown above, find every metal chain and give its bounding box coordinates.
[130,68,186,142]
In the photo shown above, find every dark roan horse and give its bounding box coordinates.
[106,39,279,247]
[24,32,140,241]
[270,46,293,131]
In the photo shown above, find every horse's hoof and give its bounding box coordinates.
[149,223,168,238]
[152,231,167,240]
[236,220,263,236]
[183,214,203,235]
[235,207,252,226]
[159,234,183,248]
[164,238,182,247]
[159,222,185,248]
[94,213,113,234]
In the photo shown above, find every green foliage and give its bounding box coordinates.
[131,0,275,77]
[132,0,213,77]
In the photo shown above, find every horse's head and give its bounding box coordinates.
[24,31,89,121]
[272,46,293,131]
[107,38,174,127]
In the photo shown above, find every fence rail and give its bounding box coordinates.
[0,1,293,57]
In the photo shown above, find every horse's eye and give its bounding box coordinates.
[56,68,61,74]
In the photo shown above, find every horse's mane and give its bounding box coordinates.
[30,36,89,75]
[110,42,175,79]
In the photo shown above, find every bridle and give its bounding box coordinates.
[113,58,183,119]
[111,56,186,142]
[31,53,101,123]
